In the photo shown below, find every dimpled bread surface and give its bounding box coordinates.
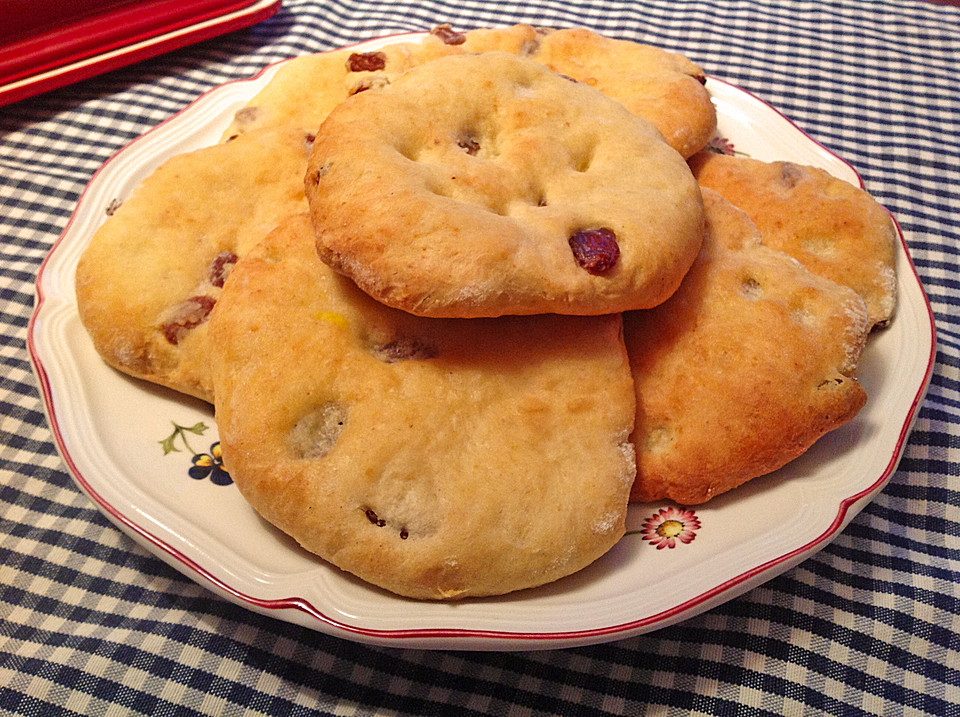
[75,126,315,401]
[306,51,705,318]
[222,24,716,159]
[220,24,542,140]
[689,150,897,329]
[625,189,870,505]
[209,214,637,600]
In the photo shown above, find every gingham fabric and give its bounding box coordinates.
[2,1,959,714]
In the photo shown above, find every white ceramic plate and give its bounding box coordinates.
[28,34,936,651]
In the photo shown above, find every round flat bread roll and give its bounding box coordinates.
[209,214,637,599]
[626,189,870,504]
[531,26,715,159]
[689,150,897,329]
[222,24,716,159]
[75,126,314,401]
[306,51,705,318]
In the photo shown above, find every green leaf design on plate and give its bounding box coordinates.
[159,421,209,455]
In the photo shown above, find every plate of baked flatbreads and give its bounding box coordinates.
[29,26,935,649]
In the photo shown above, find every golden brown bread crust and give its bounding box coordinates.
[305,51,705,318]
[531,27,715,159]
[689,150,897,329]
[75,126,314,402]
[222,24,716,158]
[219,24,544,141]
[626,189,870,504]
[210,214,637,599]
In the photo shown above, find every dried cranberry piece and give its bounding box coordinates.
[457,137,480,155]
[347,51,386,72]
[430,24,466,45]
[161,295,216,345]
[209,251,238,288]
[569,228,620,275]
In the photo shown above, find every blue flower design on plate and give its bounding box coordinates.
[189,442,232,486]
[159,421,232,486]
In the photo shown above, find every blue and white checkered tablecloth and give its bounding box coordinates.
[2,0,958,714]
